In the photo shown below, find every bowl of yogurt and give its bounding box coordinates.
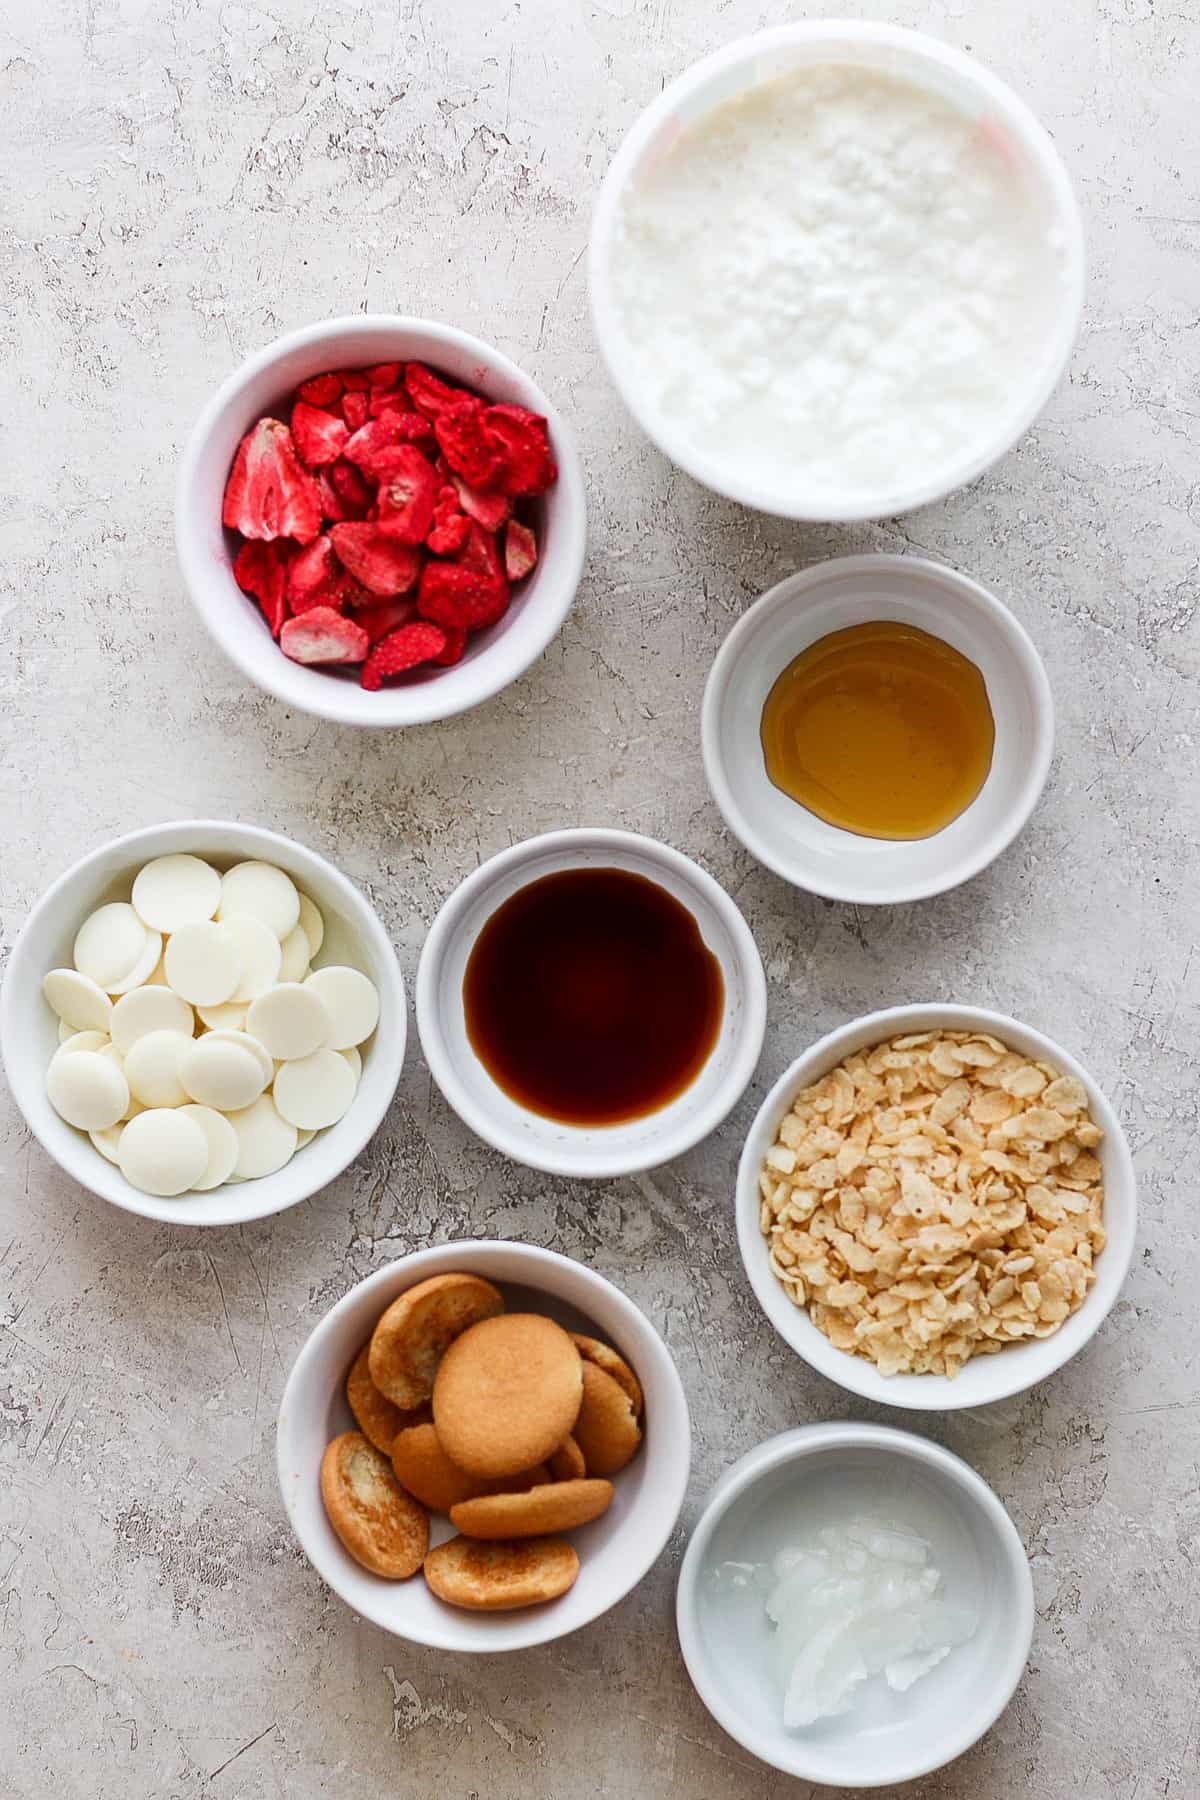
[675,1423,1034,1786]
[589,22,1085,521]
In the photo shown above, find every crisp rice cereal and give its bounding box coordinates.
[758,1031,1106,1377]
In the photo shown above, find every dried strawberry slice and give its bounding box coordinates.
[361,621,448,689]
[485,404,557,497]
[369,393,437,444]
[336,370,371,391]
[315,470,347,523]
[426,487,471,555]
[291,402,349,469]
[355,598,418,644]
[328,459,374,519]
[341,389,369,432]
[457,520,505,585]
[233,540,292,639]
[297,372,343,407]
[223,419,323,544]
[433,626,468,666]
[504,519,538,581]
[434,401,504,488]
[286,534,368,615]
[404,361,471,420]
[417,560,507,630]
[280,606,369,666]
[447,471,511,532]
[343,415,435,482]
[329,523,422,597]
[372,445,437,545]
[365,362,403,388]
[469,579,512,633]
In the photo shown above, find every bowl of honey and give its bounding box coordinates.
[415,829,767,1176]
[701,554,1054,905]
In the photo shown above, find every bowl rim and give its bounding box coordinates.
[674,1420,1035,1786]
[588,20,1087,523]
[276,1238,693,1652]
[0,818,406,1227]
[174,313,588,728]
[700,553,1056,903]
[415,827,768,1176]
[735,1003,1137,1410]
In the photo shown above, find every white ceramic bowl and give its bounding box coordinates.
[176,315,587,727]
[277,1239,691,1651]
[676,1423,1034,1786]
[589,22,1085,521]
[416,829,767,1177]
[737,1004,1136,1410]
[702,555,1054,904]
[0,820,406,1226]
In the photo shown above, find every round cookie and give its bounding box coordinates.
[432,1313,583,1480]
[368,1272,505,1410]
[571,1362,643,1477]
[548,1434,587,1481]
[423,1535,579,1612]
[571,1333,644,1416]
[319,1431,428,1579]
[346,1343,426,1455]
[449,1478,613,1540]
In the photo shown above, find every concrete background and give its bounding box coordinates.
[1,0,1197,1794]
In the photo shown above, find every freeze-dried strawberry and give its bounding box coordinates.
[355,598,418,644]
[291,401,349,469]
[404,361,471,420]
[280,607,369,666]
[337,370,371,390]
[361,621,448,690]
[316,470,347,522]
[433,626,468,665]
[457,520,505,586]
[369,389,437,440]
[485,404,557,497]
[329,522,421,597]
[341,389,369,432]
[234,539,291,638]
[417,559,507,630]
[297,372,343,407]
[286,534,366,615]
[223,418,323,544]
[472,582,512,632]
[372,445,437,545]
[434,401,505,488]
[448,471,512,532]
[344,415,435,482]
[328,459,374,519]
[505,519,538,581]
[366,362,403,388]
[426,487,471,555]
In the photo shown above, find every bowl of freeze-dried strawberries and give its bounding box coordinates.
[176,317,586,726]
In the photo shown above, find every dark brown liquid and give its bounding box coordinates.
[463,867,725,1126]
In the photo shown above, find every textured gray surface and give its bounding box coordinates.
[1,0,1197,1795]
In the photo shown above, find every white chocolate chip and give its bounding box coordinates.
[118,1108,209,1196]
[178,1038,266,1112]
[273,1048,358,1130]
[245,984,329,1060]
[277,925,311,985]
[201,1029,273,1086]
[73,903,149,990]
[164,921,243,1007]
[43,968,114,1034]
[107,928,164,996]
[89,1122,125,1163]
[340,1044,362,1083]
[227,1093,298,1178]
[302,966,379,1049]
[53,1030,110,1057]
[46,1050,129,1131]
[123,1029,193,1108]
[111,986,194,1054]
[218,862,301,941]
[227,916,283,1002]
[297,892,325,958]
[132,855,222,933]
[179,1105,239,1191]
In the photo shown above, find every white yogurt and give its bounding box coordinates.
[612,63,1068,501]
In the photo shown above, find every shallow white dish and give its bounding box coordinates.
[736,1004,1136,1410]
[676,1423,1033,1787]
[176,314,587,727]
[277,1239,691,1652]
[702,555,1054,904]
[589,21,1085,522]
[416,828,767,1177]
[0,820,405,1226]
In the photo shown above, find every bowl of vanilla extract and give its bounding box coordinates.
[701,554,1054,905]
[415,829,767,1176]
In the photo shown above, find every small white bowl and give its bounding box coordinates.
[277,1239,691,1651]
[416,829,767,1177]
[176,315,587,727]
[589,22,1085,521]
[737,1004,1136,1411]
[676,1423,1034,1787]
[702,555,1054,904]
[0,820,406,1227]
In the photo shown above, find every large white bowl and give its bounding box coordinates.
[736,1005,1136,1409]
[176,315,587,727]
[277,1239,692,1651]
[589,22,1085,521]
[676,1423,1034,1786]
[702,555,1054,904]
[0,820,406,1226]
[416,829,767,1177]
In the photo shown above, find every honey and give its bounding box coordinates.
[463,867,724,1126]
[759,620,995,840]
